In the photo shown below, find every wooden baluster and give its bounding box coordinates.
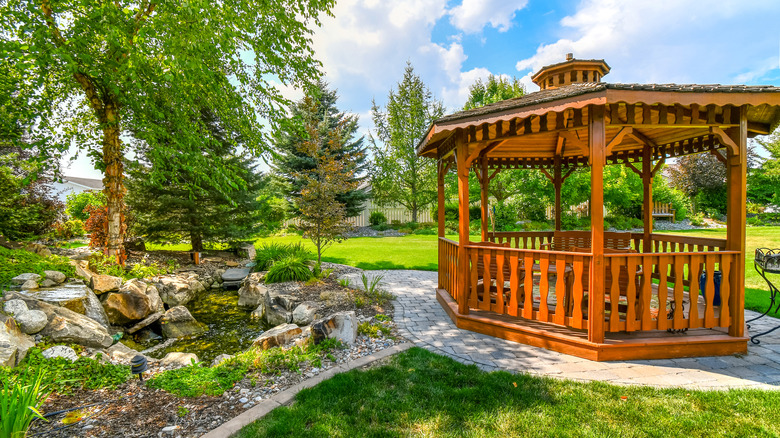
[495,252,505,314]
[657,256,669,331]
[608,257,621,332]
[720,254,731,328]
[554,257,566,325]
[481,250,492,311]
[523,254,534,319]
[672,255,686,330]
[640,255,654,330]
[625,256,638,332]
[704,255,716,327]
[572,256,585,328]
[508,253,520,317]
[688,255,702,328]
[539,255,550,322]
[470,249,479,309]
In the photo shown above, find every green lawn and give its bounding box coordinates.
[237,347,780,438]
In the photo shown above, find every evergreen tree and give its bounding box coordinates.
[370,63,445,222]
[274,81,368,217]
[126,110,267,252]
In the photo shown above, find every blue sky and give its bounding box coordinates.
[64,0,780,178]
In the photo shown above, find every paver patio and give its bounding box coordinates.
[343,270,780,390]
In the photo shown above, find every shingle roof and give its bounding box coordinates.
[64,176,103,190]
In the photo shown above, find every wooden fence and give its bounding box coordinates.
[285,199,433,228]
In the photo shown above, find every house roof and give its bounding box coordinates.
[63,176,103,190]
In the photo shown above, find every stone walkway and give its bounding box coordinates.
[342,270,780,390]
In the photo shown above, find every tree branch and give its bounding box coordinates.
[40,0,66,47]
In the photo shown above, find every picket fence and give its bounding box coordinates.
[285,199,433,228]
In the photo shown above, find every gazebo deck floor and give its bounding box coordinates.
[437,289,747,361]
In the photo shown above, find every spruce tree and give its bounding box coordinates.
[273,81,368,217]
[126,110,267,252]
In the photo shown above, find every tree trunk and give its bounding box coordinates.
[102,103,126,264]
[190,231,203,252]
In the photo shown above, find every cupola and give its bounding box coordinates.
[531,53,610,90]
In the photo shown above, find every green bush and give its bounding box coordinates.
[689,212,706,227]
[0,246,75,288]
[52,219,86,240]
[371,223,392,232]
[368,211,387,226]
[265,255,312,283]
[147,359,247,398]
[65,190,106,222]
[0,167,62,241]
[254,242,312,271]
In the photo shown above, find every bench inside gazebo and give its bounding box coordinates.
[418,55,780,361]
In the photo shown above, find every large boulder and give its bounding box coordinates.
[126,312,163,334]
[21,280,39,290]
[160,352,199,369]
[15,310,48,334]
[222,268,251,289]
[42,345,79,362]
[43,270,67,284]
[90,274,122,294]
[253,323,301,350]
[160,306,207,338]
[107,342,139,365]
[237,282,267,307]
[0,317,35,367]
[102,290,152,325]
[24,243,51,257]
[20,283,94,315]
[250,302,265,321]
[11,273,41,285]
[311,311,358,345]
[156,275,203,307]
[292,302,319,326]
[11,294,113,348]
[83,289,110,328]
[74,261,94,284]
[265,304,291,326]
[145,285,164,313]
[3,299,28,316]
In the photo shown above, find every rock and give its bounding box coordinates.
[156,275,201,307]
[160,352,199,369]
[247,272,265,283]
[253,323,301,350]
[74,261,94,284]
[0,318,35,366]
[11,273,41,285]
[135,328,162,343]
[236,243,256,260]
[225,260,240,267]
[214,269,226,282]
[250,302,265,321]
[160,306,207,338]
[83,289,110,328]
[42,345,79,362]
[126,312,163,334]
[10,294,113,348]
[320,290,350,307]
[44,270,67,284]
[24,243,51,257]
[222,268,251,288]
[107,342,139,364]
[311,311,358,345]
[15,310,48,334]
[292,302,319,326]
[265,290,299,312]
[145,285,164,313]
[40,279,57,288]
[90,274,122,294]
[20,283,94,315]
[120,278,147,295]
[21,279,39,290]
[3,299,28,316]
[265,304,291,326]
[102,290,152,325]
[211,354,234,367]
[293,326,313,348]
[237,282,267,307]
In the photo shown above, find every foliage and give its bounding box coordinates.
[356,273,394,307]
[273,81,369,218]
[370,63,445,222]
[83,204,109,249]
[368,211,387,226]
[293,94,360,264]
[667,152,727,214]
[357,321,391,338]
[360,273,384,295]
[52,219,86,240]
[265,255,313,283]
[65,191,106,222]
[747,213,780,226]
[310,264,334,281]
[748,129,780,209]
[463,74,525,110]
[1,348,130,395]
[0,246,75,288]
[2,0,335,257]
[688,212,707,227]
[126,109,270,252]
[0,368,49,438]
[0,165,61,241]
[86,252,172,280]
[604,215,643,231]
[255,242,313,272]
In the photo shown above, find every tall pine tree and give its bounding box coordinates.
[126,109,267,252]
[273,81,368,217]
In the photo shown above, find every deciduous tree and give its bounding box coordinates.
[463,74,525,110]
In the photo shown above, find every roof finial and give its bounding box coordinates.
[566,53,573,61]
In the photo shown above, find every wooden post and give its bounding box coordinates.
[726,106,747,338]
[554,154,562,231]
[438,160,446,238]
[588,105,606,344]
[642,143,653,253]
[480,158,489,241]
[457,133,471,315]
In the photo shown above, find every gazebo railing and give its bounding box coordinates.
[438,238,459,301]
[630,233,727,253]
[486,231,554,249]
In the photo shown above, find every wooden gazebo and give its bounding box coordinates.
[418,55,780,360]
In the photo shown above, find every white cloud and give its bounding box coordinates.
[448,0,529,34]
[515,0,780,89]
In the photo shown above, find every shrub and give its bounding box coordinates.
[83,204,108,249]
[368,211,387,226]
[147,359,247,398]
[265,255,312,283]
[254,242,312,271]
[689,212,706,227]
[0,246,75,288]
[372,223,392,232]
[0,368,50,438]
[469,205,482,221]
[65,190,106,221]
[357,321,391,338]
[53,219,86,240]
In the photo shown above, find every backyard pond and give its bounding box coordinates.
[123,288,269,363]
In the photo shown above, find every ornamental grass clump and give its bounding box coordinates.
[265,255,312,283]
[0,370,50,438]
[255,242,312,271]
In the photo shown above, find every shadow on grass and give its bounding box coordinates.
[322,256,437,272]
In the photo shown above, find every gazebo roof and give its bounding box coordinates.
[418,82,780,162]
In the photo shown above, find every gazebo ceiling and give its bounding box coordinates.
[417,82,780,165]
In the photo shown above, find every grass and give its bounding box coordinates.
[0,246,76,289]
[237,347,780,438]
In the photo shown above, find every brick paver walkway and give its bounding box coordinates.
[342,270,780,390]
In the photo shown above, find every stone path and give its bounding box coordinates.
[342,270,780,390]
